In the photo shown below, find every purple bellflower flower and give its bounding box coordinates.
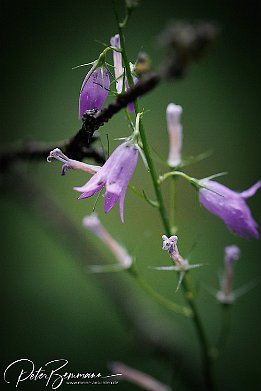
[79,66,110,119]
[74,141,139,223]
[199,180,261,239]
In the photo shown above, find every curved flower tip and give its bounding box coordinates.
[79,66,110,119]
[75,142,138,222]
[240,180,261,199]
[199,180,260,239]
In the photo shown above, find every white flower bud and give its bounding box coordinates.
[166,103,183,167]
[83,213,132,269]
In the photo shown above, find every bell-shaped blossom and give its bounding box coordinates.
[74,141,138,222]
[217,245,240,304]
[79,66,110,118]
[199,180,261,239]
[166,103,183,167]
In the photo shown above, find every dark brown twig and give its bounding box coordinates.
[0,22,217,170]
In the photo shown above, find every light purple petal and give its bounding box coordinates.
[127,102,135,112]
[79,67,110,118]
[77,183,104,199]
[125,78,138,113]
[74,141,138,222]
[106,143,138,192]
[119,189,127,223]
[104,191,120,213]
[240,180,261,199]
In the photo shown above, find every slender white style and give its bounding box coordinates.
[47,148,101,175]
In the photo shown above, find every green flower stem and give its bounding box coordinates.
[116,9,215,391]
[216,304,232,354]
[182,276,215,390]
[159,170,198,188]
[170,176,177,234]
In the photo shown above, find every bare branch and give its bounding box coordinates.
[0,22,217,170]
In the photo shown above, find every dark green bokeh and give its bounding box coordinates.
[1,0,260,390]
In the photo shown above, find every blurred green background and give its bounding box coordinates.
[1,0,260,390]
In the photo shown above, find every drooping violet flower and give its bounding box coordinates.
[74,141,138,223]
[217,245,240,304]
[166,103,183,167]
[199,180,261,239]
[47,148,101,176]
[110,34,124,94]
[83,213,132,269]
[79,66,110,119]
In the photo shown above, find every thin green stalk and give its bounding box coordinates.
[129,266,192,317]
[182,276,215,390]
[216,304,232,354]
[115,8,215,390]
[170,177,177,234]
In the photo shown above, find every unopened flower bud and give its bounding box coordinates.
[166,103,183,167]
[217,245,240,304]
[83,213,132,269]
[110,34,124,94]
[224,245,240,265]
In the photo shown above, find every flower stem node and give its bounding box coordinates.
[151,235,203,292]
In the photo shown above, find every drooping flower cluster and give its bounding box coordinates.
[199,180,261,239]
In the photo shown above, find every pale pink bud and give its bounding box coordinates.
[166,103,183,167]
[83,213,132,269]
